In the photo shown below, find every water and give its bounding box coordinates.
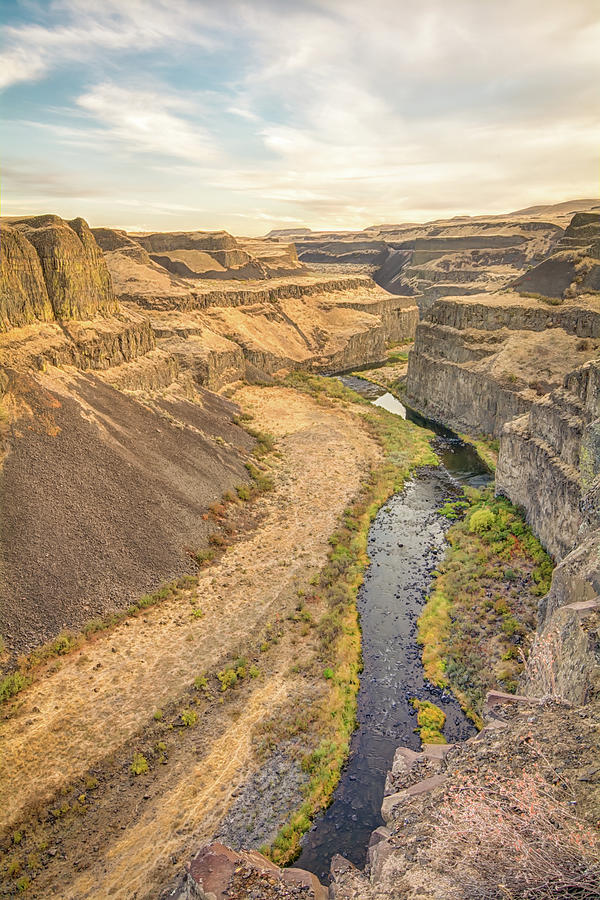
[295,376,491,881]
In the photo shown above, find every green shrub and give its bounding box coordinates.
[469,508,496,533]
[181,709,197,727]
[195,548,216,567]
[236,484,252,501]
[217,667,238,691]
[245,462,274,492]
[6,857,21,877]
[0,671,30,704]
[130,752,149,776]
[411,699,446,744]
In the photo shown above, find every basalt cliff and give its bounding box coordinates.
[268,199,598,314]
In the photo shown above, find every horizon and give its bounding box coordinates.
[2,0,599,235]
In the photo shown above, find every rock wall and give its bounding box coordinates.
[405,291,600,437]
[272,211,577,313]
[95,227,306,295]
[0,225,54,329]
[496,358,600,561]
[513,211,600,299]
[2,215,117,325]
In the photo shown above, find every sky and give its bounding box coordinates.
[1,0,599,235]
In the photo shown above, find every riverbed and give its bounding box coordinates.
[296,376,490,880]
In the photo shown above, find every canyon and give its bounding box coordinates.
[0,201,599,900]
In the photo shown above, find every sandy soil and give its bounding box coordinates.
[358,360,408,387]
[0,385,380,899]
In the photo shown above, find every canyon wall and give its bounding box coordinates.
[1,214,116,329]
[0,215,417,654]
[405,291,600,437]
[267,200,600,314]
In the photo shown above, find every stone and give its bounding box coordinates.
[6,214,117,322]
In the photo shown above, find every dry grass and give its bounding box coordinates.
[0,385,381,897]
[432,769,600,899]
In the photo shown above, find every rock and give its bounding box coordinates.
[0,224,54,330]
[283,867,329,900]
[381,775,446,823]
[6,214,116,322]
[180,842,328,900]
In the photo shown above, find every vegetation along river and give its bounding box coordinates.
[296,376,491,881]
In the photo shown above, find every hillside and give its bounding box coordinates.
[0,216,417,654]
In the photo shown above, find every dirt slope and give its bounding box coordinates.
[0,367,253,654]
[0,385,380,899]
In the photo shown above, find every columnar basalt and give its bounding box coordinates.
[5,215,117,322]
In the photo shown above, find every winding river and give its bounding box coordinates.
[296,376,491,881]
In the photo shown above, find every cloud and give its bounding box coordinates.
[1,0,599,231]
[76,83,218,161]
[0,0,220,90]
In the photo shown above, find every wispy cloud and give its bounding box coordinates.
[76,83,218,161]
[0,0,220,89]
[1,0,599,231]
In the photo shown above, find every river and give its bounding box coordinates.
[295,376,491,881]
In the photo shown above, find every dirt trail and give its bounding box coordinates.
[0,387,380,855]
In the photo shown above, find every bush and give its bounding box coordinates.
[0,671,30,704]
[130,752,149,776]
[432,770,600,899]
[468,508,496,533]
[195,548,215,567]
[412,699,446,744]
[180,709,197,727]
[236,484,252,501]
[217,667,238,691]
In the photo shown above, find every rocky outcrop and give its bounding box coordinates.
[191,285,418,377]
[271,211,592,314]
[0,225,54,329]
[94,227,306,298]
[104,262,419,384]
[0,307,155,376]
[513,212,600,299]
[405,291,600,436]
[6,215,117,322]
[1,215,117,329]
[170,843,328,900]
[496,358,600,559]
[270,201,600,313]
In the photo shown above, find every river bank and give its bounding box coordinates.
[0,379,438,899]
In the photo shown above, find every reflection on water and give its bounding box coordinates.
[372,392,407,417]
